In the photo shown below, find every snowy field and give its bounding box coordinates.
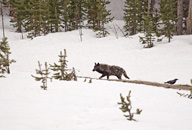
[0,16,192,130]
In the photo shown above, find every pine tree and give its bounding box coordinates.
[87,0,113,37]
[60,0,86,32]
[76,0,87,25]
[8,0,89,37]
[160,0,177,42]
[40,0,50,35]
[50,49,68,80]
[123,0,133,36]
[50,49,77,81]
[0,37,16,76]
[140,2,155,48]
[0,38,8,76]
[177,89,192,99]
[118,91,142,121]
[48,0,61,32]
[87,0,98,29]
[138,0,148,32]
[32,61,51,90]
[60,0,70,32]
[74,0,87,33]
[95,0,114,37]
[10,0,26,33]
[25,0,49,38]
[153,9,161,37]
[71,0,86,31]
[124,0,140,36]
[76,0,86,41]
[67,0,79,31]
[123,0,147,36]
[89,78,92,83]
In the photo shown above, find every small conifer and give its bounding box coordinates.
[118,91,142,121]
[177,89,192,99]
[31,61,51,90]
[50,49,68,80]
[89,78,92,83]
[0,37,16,76]
[50,49,77,81]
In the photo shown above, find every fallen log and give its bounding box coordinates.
[77,76,192,91]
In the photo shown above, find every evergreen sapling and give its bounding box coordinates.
[50,49,68,80]
[118,91,142,121]
[50,49,77,81]
[31,61,51,90]
[84,78,87,82]
[89,78,92,83]
[177,89,192,99]
[0,37,16,77]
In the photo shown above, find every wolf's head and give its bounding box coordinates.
[92,63,100,71]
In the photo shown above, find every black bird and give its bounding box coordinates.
[164,78,178,85]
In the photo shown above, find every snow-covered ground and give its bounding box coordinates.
[0,16,192,130]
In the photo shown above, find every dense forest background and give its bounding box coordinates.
[0,0,192,46]
[107,0,161,20]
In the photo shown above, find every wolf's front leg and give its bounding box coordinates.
[99,74,106,79]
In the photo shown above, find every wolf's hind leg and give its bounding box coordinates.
[107,75,110,79]
[117,75,122,80]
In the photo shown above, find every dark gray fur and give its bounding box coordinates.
[92,63,130,80]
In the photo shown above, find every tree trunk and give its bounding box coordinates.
[1,3,5,38]
[187,0,192,34]
[151,0,156,11]
[177,0,183,35]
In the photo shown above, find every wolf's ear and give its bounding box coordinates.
[97,63,100,66]
[95,63,96,65]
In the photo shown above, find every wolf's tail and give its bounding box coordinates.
[123,71,130,79]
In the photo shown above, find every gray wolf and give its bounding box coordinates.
[92,63,130,80]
